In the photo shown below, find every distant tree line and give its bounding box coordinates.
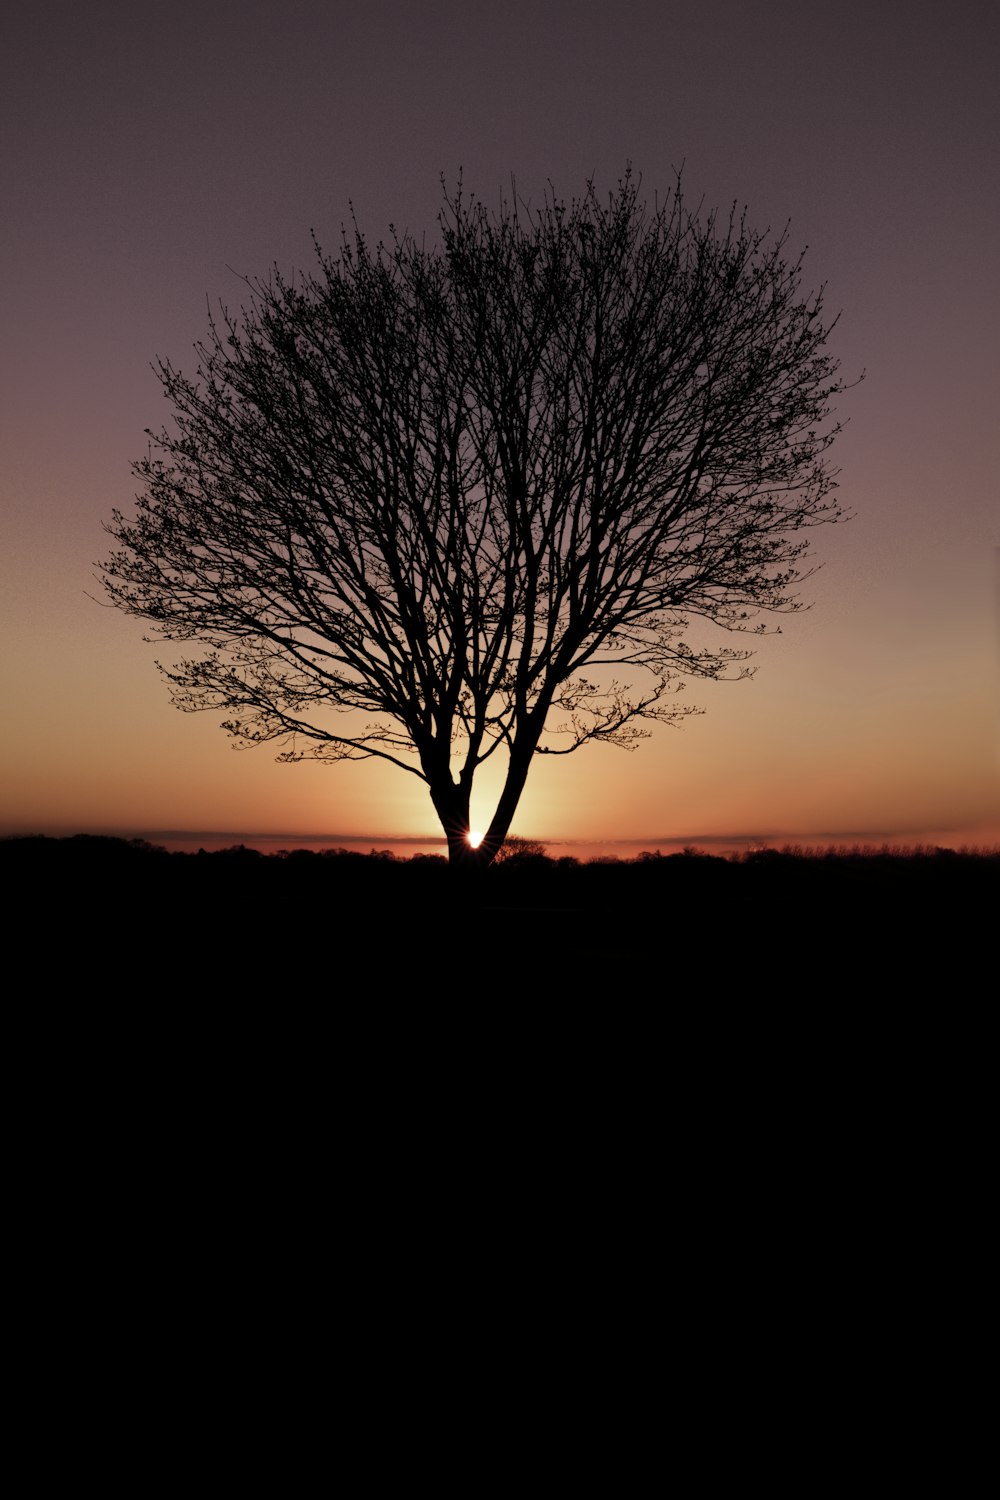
[7,834,993,988]
[5,830,997,896]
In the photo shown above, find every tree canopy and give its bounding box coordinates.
[102,170,851,865]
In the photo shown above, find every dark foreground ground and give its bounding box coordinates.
[6,833,995,989]
[10,832,993,1176]
[6,833,991,1461]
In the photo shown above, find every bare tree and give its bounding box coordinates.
[101,171,852,866]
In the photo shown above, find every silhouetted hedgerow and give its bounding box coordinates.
[4,835,995,978]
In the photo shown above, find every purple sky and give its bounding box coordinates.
[2,0,997,853]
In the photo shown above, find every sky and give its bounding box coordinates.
[2,0,998,856]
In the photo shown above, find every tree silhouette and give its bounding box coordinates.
[493,835,549,865]
[102,170,852,866]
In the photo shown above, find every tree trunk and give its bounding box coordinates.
[429,779,477,868]
[430,747,538,870]
[429,695,552,869]
[475,749,534,867]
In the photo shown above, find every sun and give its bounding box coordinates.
[467,830,484,849]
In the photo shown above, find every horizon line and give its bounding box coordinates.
[5,822,998,852]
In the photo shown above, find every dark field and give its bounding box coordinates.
[9,832,990,1423]
[7,834,995,990]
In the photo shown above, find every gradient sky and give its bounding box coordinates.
[2,0,998,855]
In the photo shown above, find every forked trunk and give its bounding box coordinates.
[430,746,536,871]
